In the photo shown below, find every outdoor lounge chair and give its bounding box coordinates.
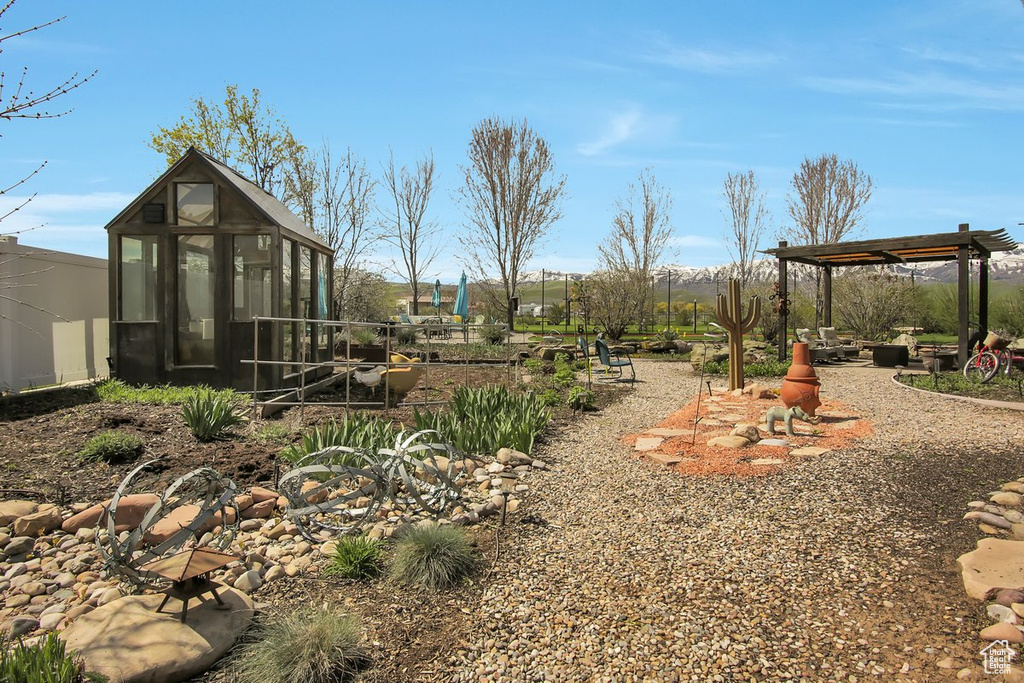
[594,338,635,382]
[818,327,860,358]
[796,328,839,364]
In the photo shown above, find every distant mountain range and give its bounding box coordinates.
[517,244,1024,294]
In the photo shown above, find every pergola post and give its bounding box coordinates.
[957,222,970,367]
[777,240,788,362]
[822,265,832,328]
[979,256,989,344]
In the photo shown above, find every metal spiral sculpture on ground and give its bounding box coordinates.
[98,462,239,587]
[279,429,467,540]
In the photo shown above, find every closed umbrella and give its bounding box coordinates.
[431,279,442,316]
[453,272,469,320]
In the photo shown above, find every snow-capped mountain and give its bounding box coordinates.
[518,244,1024,287]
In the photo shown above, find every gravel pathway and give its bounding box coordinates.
[445,361,1024,682]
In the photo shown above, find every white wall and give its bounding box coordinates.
[0,236,109,392]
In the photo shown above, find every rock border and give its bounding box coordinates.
[889,373,1024,412]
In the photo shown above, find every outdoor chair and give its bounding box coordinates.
[577,336,607,375]
[818,327,860,358]
[796,328,839,364]
[594,338,636,382]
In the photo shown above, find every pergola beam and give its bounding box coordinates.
[762,225,1017,362]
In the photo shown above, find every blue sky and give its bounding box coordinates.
[3,0,1023,282]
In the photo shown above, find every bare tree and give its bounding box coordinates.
[785,154,872,246]
[1,0,95,332]
[457,117,566,331]
[379,149,439,315]
[318,144,376,319]
[598,168,674,331]
[785,153,873,327]
[721,170,769,287]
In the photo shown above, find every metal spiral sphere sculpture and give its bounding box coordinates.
[98,461,239,587]
[279,429,467,540]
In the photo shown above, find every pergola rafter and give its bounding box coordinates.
[762,224,1018,366]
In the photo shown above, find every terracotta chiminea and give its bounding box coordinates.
[780,342,821,416]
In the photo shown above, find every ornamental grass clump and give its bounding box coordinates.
[280,414,398,465]
[324,535,384,580]
[0,632,92,683]
[412,385,550,456]
[232,607,367,683]
[389,523,476,591]
[181,390,246,441]
[77,430,144,464]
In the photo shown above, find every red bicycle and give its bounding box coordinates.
[962,331,1024,383]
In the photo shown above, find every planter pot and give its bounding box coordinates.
[780,342,821,416]
[921,350,958,372]
[340,345,387,363]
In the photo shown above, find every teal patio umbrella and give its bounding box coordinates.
[431,279,442,315]
[453,272,469,320]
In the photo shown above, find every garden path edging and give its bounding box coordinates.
[890,373,1024,412]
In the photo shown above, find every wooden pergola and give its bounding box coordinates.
[763,223,1018,365]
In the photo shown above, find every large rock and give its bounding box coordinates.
[958,538,1024,600]
[13,504,62,536]
[241,498,275,519]
[496,448,532,467]
[142,505,218,545]
[61,588,254,683]
[730,424,761,443]
[62,494,160,534]
[0,500,38,525]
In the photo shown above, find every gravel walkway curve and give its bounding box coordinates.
[445,361,1024,682]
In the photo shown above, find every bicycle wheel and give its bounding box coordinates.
[963,351,1000,383]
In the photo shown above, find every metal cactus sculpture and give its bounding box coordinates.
[715,278,761,391]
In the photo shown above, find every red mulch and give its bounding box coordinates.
[623,389,873,477]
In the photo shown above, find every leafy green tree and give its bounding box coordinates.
[833,267,913,341]
[149,85,305,204]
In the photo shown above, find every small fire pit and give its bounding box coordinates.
[140,548,238,623]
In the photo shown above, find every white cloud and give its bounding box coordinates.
[640,36,781,73]
[576,107,643,156]
[801,72,1024,111]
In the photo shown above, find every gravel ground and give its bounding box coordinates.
[443,360,1024,682]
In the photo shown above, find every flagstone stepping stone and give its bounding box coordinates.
[720,414,746,423]
[757,439,790,447]
[750,458,784,466]
[61,588,254,683]
[646,453,683,466]
[634,437,664,452]
[707,435,751,449]
[707,405,724,413]
[958,538,1024,600]
[789,447,831,457]
[645,428,687,437]
[700,419,723,426]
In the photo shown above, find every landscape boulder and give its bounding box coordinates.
[13,504,62,536]
[496,448,532,467]
[958,538,1024,600]
[62,494,160,534]
[61,588,253,683]
[0,500,38,526]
